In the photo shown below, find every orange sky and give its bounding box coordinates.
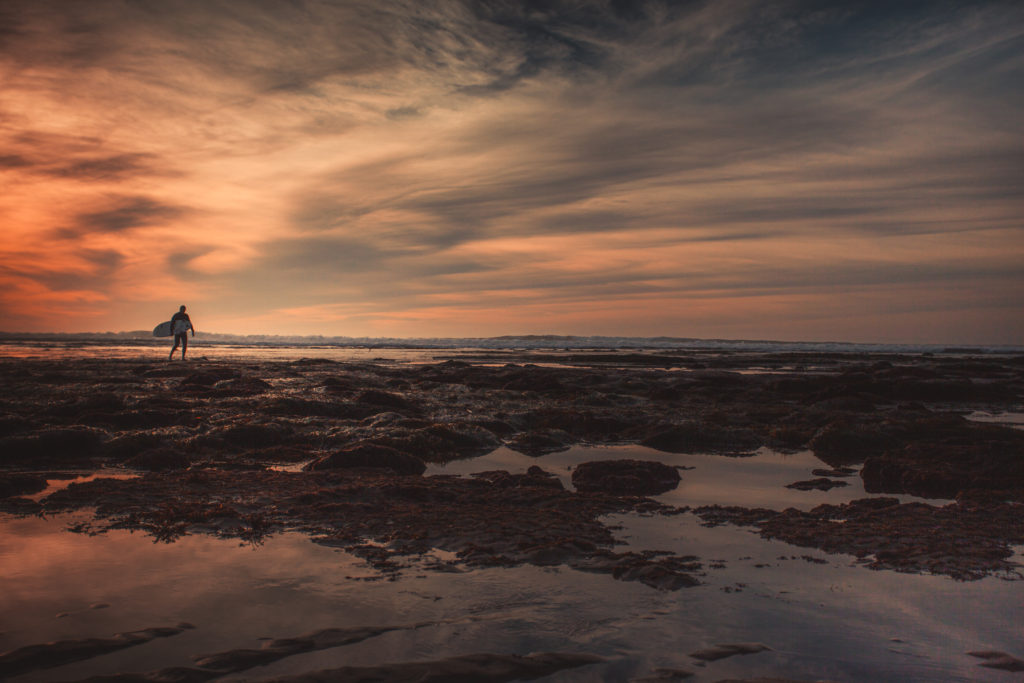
[1,1,1021,343]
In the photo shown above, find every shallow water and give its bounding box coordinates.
[427,444,950,509]
[966,410,1024,430]
[0,342,457,363]
[3,444,1020,681]
[24,471,140,502]
[0,341,680,370]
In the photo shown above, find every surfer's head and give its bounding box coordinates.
[179,305,186,312]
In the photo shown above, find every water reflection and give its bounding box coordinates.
[2,445,1020,682]
[25,472,139,502]
[966,411,1024,430]
[426,444,949,509]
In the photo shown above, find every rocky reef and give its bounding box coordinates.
[1,351,1022,584]
[1,350,1022,680]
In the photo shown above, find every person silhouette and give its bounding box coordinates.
[169,305,195,360]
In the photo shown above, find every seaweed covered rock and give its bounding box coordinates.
[862,428,1024,500]
[365,423,501,463]
[126,447,192,471]
[304,443,426,475]
[178,368,241,388]
[808,419,897,465]
[505,430,573,456]
[211,376,273,396]
[572,459,680,495]
[641,422,761,455]
[471,466,564,489]
[785,478,848,491]
[356,389,416,411]
[201,423,290,450]
[0,473,48,498]
[513,408,637,441]
[0,427,106,466]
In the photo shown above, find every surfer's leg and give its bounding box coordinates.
[169,337,178,360]
[181,334,188,359]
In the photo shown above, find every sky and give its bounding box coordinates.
[1,0,1022,343]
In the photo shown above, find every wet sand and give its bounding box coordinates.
[1,350,1022,680]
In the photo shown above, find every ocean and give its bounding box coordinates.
[1,333,1019,361]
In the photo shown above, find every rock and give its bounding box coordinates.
[80,409,188,430]
[862,430,1024,500]
[194,625,410,671]
[689,643,771,661]
[612,562,701,590]
[811,468,856,478]
[471,467,564,490]
[514,409,635,440]
[785,478,848,491]
[0,414,36,438]
[360,412,415,427]
[694,497,1024,580]
[808,420,894,464]
[46,392,126,418]
[766,424,813,450]
[262,397,374,419]
[968,650,1024,671]
[0,427,106,465]
[572,460,681,495]
[101,436,169,462]
[178,369,241,387]
[0,473,48,498]
[365,423,501,462]
[631,667,695,681]
[0,624,194,678]
[642,422,761,454]
[321,375,356,392]
[808,396,876,412]
[304,444,426,475]
[207,423,289,449]
[212,377,272,396]
[505,430,573,456]
[355,389,415,411]
[126,448,191,471]
[468,418,516,436]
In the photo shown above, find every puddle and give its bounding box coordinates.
[25,471,140,502]
[266,462,310,473]
[1,507,1020,682]
[426,444,948,509]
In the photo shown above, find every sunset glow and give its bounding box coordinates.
[1,1,1021,342]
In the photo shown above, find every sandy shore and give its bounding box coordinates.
[1,350,1023,680]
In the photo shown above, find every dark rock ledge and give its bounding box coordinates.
[695,497,1024,580]
[39,468,700,591]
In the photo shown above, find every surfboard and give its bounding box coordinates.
[153,319,192,337]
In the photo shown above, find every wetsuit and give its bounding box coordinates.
[170,312,193,359]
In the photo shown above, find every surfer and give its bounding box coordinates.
[169,305,195,360]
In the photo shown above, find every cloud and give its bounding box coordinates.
[0,154,32,168]
[44,154,167,181]
[385,106,422,120]
[0,0,1020,341]
[72,196,187,234]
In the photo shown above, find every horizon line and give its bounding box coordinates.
[0,330,1020,351]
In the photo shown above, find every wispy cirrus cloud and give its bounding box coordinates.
[0,0,1020,341]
